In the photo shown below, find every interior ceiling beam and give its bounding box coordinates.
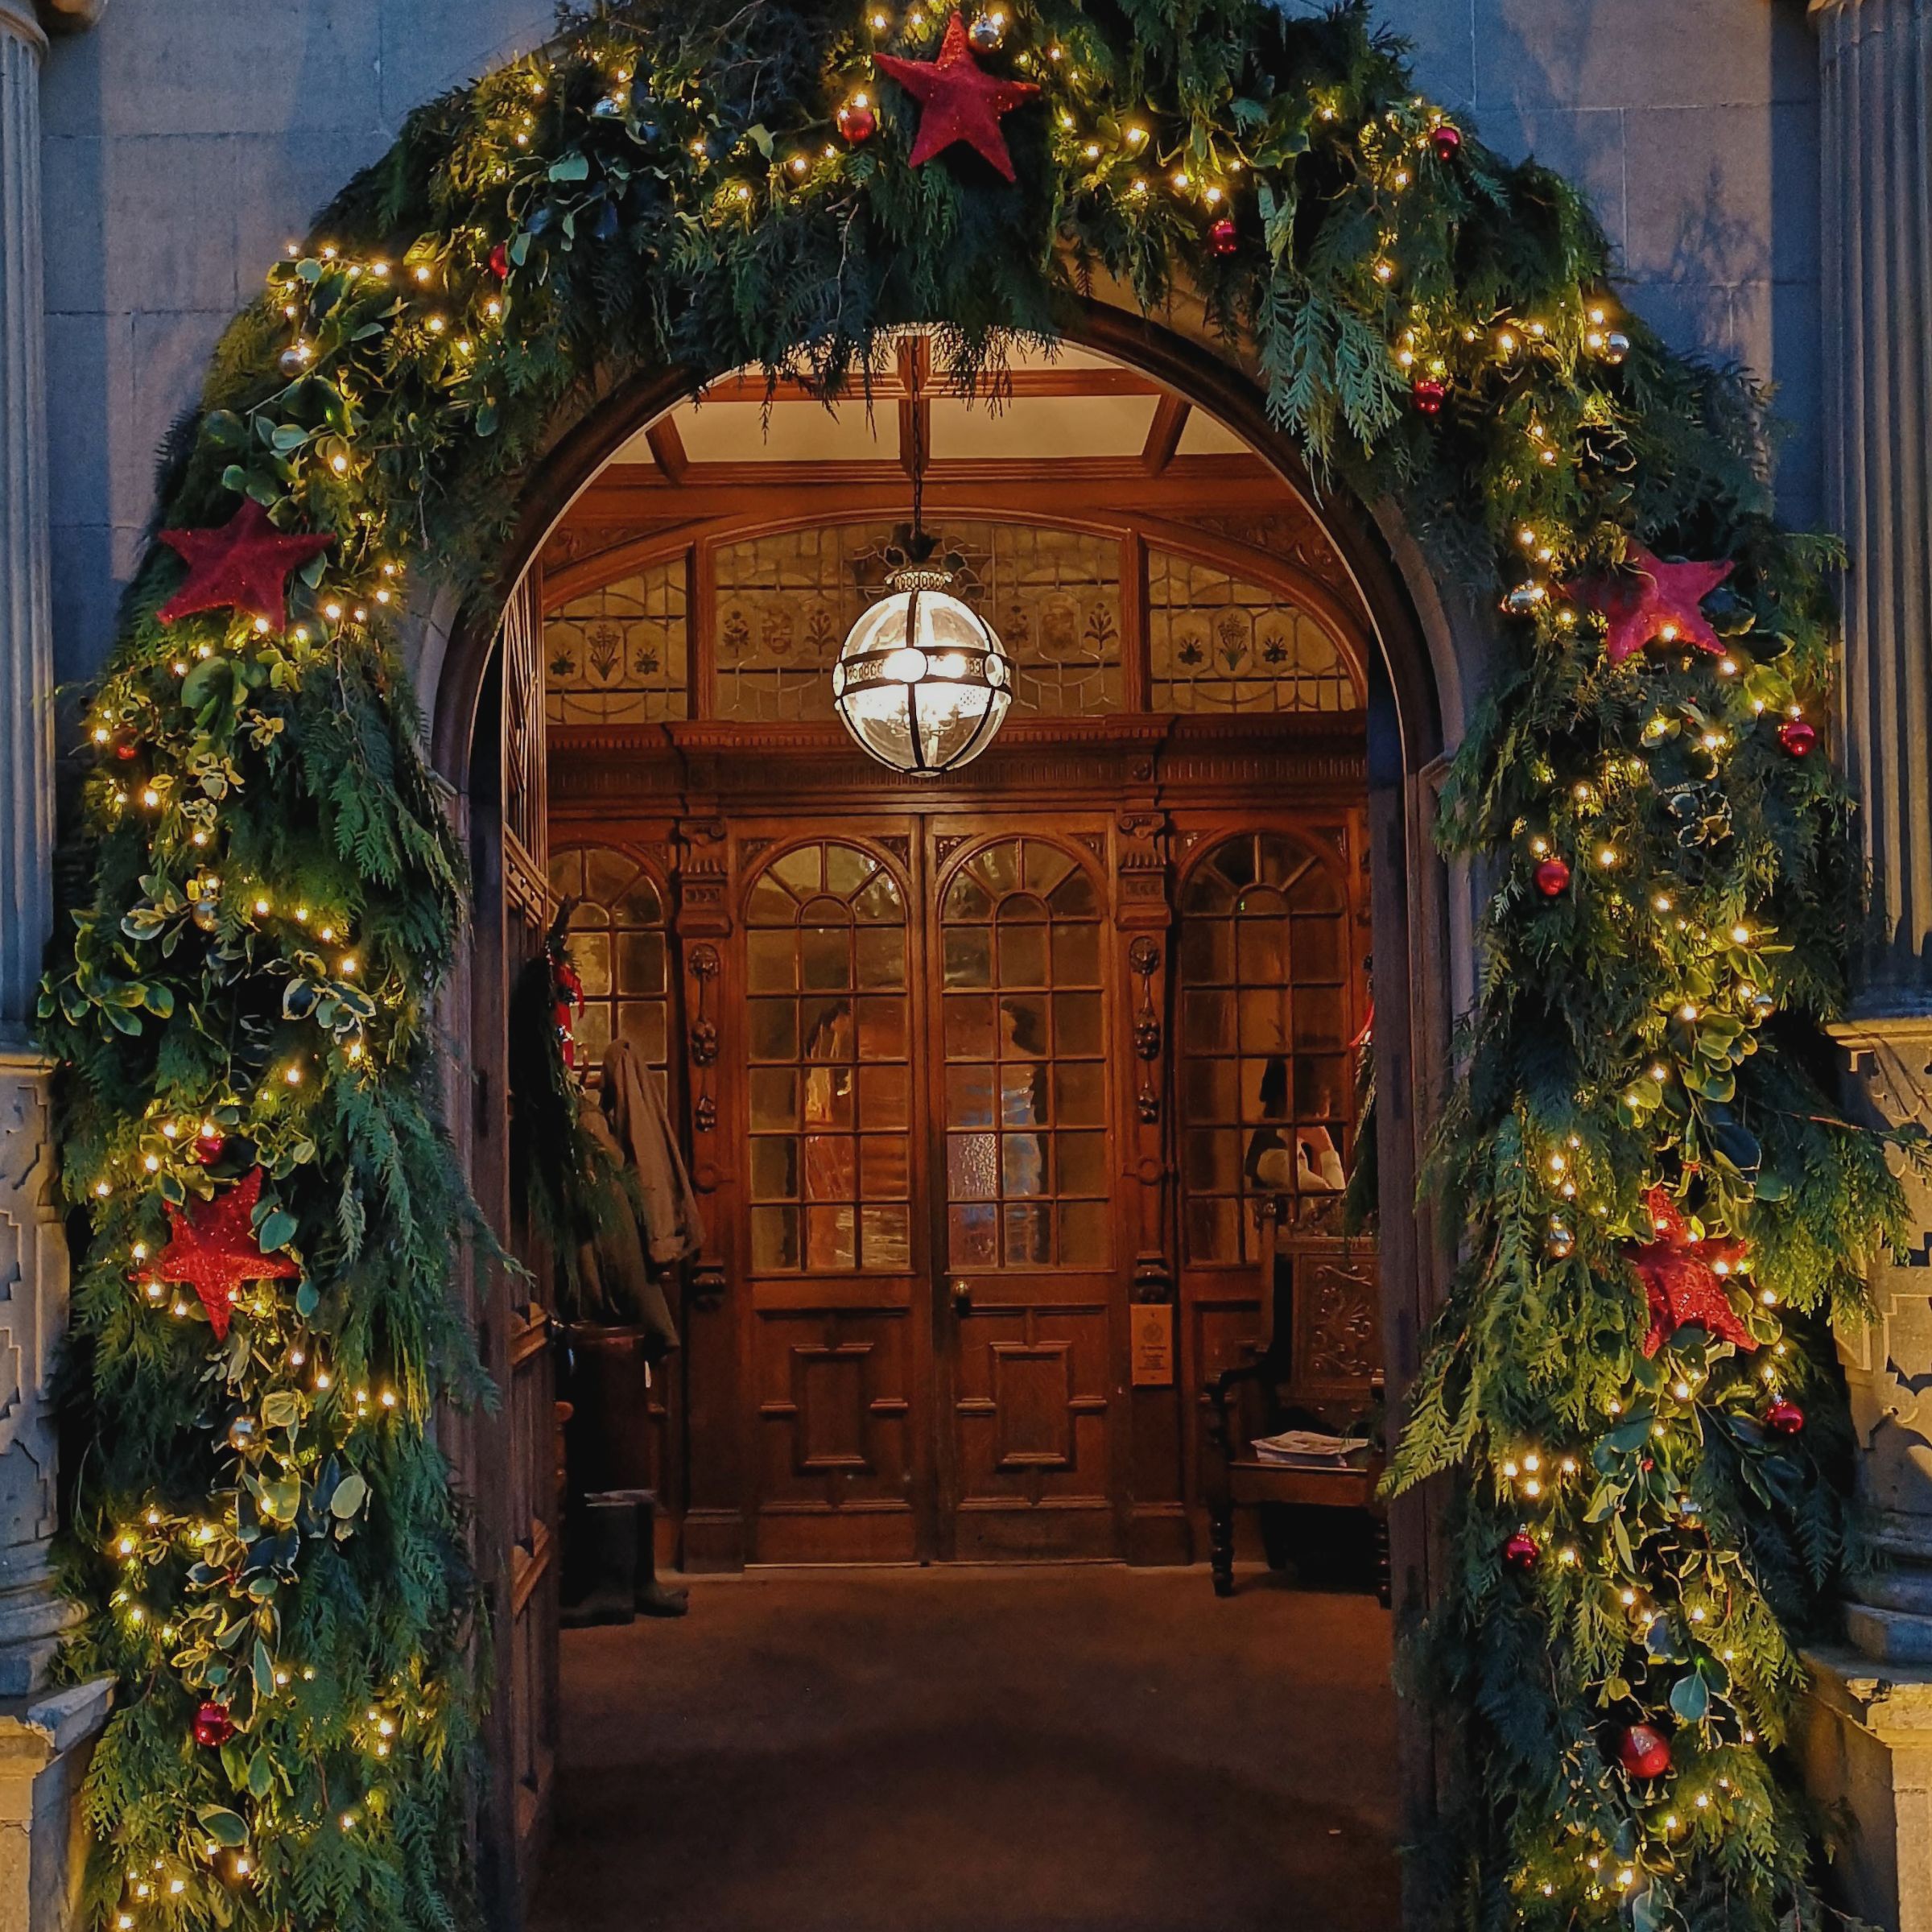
[685,364,1164,408]
[1141,394,1190,476]
[644,416,688,485]
[564,453,1285,507]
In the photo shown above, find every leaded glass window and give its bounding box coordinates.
[942,838,1110,1270]
[548,846,671,1080]
[545,561,689,724]
[1148,551,1360,714]
[1177,832,1353,1263]
[712,522,1122,721]
[745,842,912,1274]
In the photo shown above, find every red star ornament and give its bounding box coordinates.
[1628,1186,1757,1359]
[155,1166,301,1340]
[873,10,1039,181]
[156,499,332,628]
[1570,541,1733,666]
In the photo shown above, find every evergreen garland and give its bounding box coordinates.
[40,2,1914,1929]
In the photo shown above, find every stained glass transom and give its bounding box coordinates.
[941,838,1110,1270]
[712,522,1122,721]
[544,561,689,724]
[547,846,671,1081]
[745,842,912,1274]
[1177,832,1354,1263]
[1148,551,1360,714]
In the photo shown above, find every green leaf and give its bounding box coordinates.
[329,1471,369,1520]
[1669,1671,1709,1723]
[547,151,590,182]
[257,1208,298,1253]
[246,1752,273,1800]
[253,1637,277,1699]
[196,1806,249,1847]
[295,1279,320,1318]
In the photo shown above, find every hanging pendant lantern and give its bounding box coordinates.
[832,553,1012,774]
[831,340,1013,774]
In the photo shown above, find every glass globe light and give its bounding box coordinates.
[832,561,1012,774]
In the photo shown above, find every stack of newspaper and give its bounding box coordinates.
[1248,1428,1371,1468]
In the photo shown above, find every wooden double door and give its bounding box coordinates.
[733,815,1131,1563]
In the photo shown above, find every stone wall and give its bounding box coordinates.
[36,0,1825,689]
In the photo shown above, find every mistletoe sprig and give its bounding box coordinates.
[43,3,1909,1930]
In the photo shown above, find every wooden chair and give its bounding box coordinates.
[1203,1203,1388,1603]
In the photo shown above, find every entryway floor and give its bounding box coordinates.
[530,1563,1402,1932]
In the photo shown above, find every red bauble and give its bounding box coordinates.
[1208,217,1238,256]
[192,1700,237,1748]
[488,242,510,282]
[836,97,877,144]
[1410,377,1447,415]
[873,10,1041,181]
[1503,1531,1539,1571]
[1777,719,1817,758]
[114,742,138,762]
[1430,123,1463,163]
[1767,1397,1806,1435]
[1534,857,1571,897]
[192,1127,226,1166]
[1617,1722,1672,1780]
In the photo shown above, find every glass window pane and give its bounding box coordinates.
[747,930,796,993]
[950,1203,998,1268]
[1185,1129,1243,1192]
[1185,1195,1239,1264]
[575,931,613,1000]
[617,1004,665,1068]
[944,927,993,989]
[852,873,903,923]
[804,1063,855,1130]
[997,920,1050,987]
[1183,990,1234,1053]
[1236,919,1283,985]
[1055,1132,1108,1198]
[1001,1134,1048,1197]
[946,995,997,1061]
[855,996,906,1059]
[944,871,993,921]
[616,931,667,996]
[978,840,1022,896]
[800,923,850,992]
[1052,1062,1105,1126]
[751,1206,799,1272]
[948,1133,998,1201]
[801,998,853,1061]
[773,847,822,893]
[860,1206,911,1271]
[804,1135,856,1201]
[1294,987,1348,1053]
[825,844,870,895]
[749,999,798,1062]
[1058,1201,1109,1267]
[858,1063,908,1129]
[1051,922,1101,985]
[1001,1203,1052,1265]
[859,1136,910,1201]
[1238,988,1286,1052]
[1053,993,1103,1056]
[1183,1057,1238,1123]
[1291,914,1345,980]
[750,1068,799,1131]
[805,1205,857,1271]
[749,1136,799,1201]
[856,925,905,990]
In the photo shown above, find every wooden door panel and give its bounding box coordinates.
[751,1302,919,1560]
[953,1294,1112,1497]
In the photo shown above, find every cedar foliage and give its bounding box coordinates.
[41,2,1912,1929]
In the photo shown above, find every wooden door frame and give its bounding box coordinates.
[427,295,1456,1921]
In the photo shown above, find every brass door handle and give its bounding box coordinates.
[950,1278,973,1314]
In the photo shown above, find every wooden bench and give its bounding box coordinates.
[1202,1210,1387,1603]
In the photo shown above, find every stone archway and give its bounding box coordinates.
[417,286,1468,1917]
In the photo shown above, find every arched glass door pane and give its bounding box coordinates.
[941,837,1109,1269]
[547,845,670,1078]
[1177,832,1352,1262]
[745,841,911,1274]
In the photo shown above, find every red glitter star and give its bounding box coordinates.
[874,10,1040,181]
[154,1167,301,1340]
[156,499,332,627]
[1571,541,1732,666]
[1628,1187,1757,1358]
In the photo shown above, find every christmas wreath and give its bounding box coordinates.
[39,2,1913,1928]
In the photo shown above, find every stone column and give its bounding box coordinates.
[0,6,109,1930]
[1807,3,1932,1926]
